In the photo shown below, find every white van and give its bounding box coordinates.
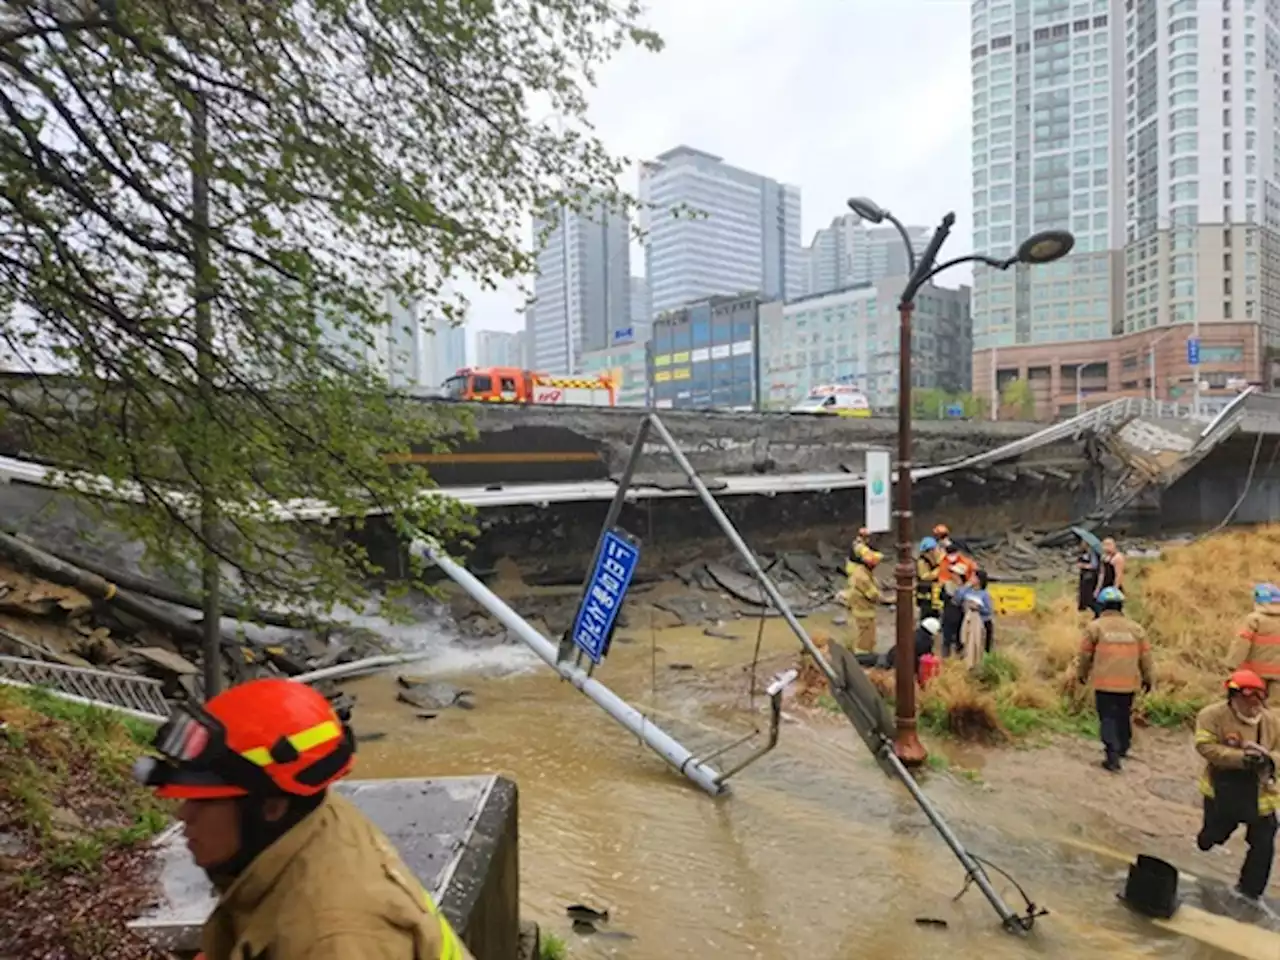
[790,385,873,417]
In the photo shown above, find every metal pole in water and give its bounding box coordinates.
[642,413,1026,930]
[410,539,725,797]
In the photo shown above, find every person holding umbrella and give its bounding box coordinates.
[1073,527,1102,615]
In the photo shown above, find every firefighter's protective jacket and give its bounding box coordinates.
[1077,610,1153,694]
[1194,700,1280,817]
[202,793,473,960]
[840,562,882,620]
[1229,602,1280,682]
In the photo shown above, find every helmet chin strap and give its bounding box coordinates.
[204,790,327,890]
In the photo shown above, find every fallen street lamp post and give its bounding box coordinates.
[847,196,1074,766]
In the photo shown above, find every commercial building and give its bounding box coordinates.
[527,197,630,374]
[759,280,972,411]
[647,293,765,410]
[800,214,933,297]
[969,0,1280,418]
[475,329,527,369]
[629,276,652,331]
[579,327,651,406]
[318,290,465,390]
[639,147,802,317]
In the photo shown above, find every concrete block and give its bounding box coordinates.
[129,776,519,960]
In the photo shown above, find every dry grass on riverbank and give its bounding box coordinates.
[0,686,169,959]
[900,525,1280,742]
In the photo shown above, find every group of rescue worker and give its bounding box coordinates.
[1072,565,1279,902]
[839,522,995,673]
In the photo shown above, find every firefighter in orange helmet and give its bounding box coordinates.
[135,679,473,960]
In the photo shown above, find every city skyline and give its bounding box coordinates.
[454,1,972,340]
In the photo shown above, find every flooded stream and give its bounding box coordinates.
[345,619,1253,960]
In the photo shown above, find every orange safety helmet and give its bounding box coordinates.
[1226,669,1268,696]
[857,527,871,540]
[933,524,950,538]
[134,678,355,800]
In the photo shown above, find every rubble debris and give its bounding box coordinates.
[395,676,475,711]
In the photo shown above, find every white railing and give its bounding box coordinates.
[0,654,169,722]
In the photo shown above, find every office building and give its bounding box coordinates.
[969,0,1280,418]
[759,280,971,411]
[425,314,467,385]
[527,198,630,373]
[475,329,527,369]
[639,147,802,317]
[629,276,652,332]
[647,293,765,410]
[579,326,650,406]
[801,214,933,296]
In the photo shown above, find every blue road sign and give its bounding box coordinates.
[613,326,634,344]
[945,403,965,418]
[1187,337,1200,366]
[571,529,640,664]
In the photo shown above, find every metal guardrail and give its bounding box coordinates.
[0,654,170,722]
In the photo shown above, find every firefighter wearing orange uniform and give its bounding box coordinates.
[1229,583,1280,697]
[134,679,473,960]
[1077,586,1153,772]
[841,548,887,653]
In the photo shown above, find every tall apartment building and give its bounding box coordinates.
[639,147,803,317]
[759,280,972,410]
[801,214,933,297]
[475,329,527,369]
[527,198,630,374]
[970,0,1280,418]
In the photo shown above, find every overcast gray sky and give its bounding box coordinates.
[462,0,974,349]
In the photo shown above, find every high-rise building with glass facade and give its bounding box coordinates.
[640,147,802,317]
[527,198,630,374]
[970,0,1280,418]
[800,214,933,297]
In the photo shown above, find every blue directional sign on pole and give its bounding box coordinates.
[1187,337,1200,366]
[571,529,640,664]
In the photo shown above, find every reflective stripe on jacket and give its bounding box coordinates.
[915,555,940,608]
[1077,611,1152,694]
[1194,700,1280,817]
[1229,603,1280,680]
[202,792,474,960]
[840,563,881,620]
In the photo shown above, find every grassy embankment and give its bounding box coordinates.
[857,525,1278,743]
[0,685,170,959]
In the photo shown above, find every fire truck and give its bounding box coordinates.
[442,366,616,407]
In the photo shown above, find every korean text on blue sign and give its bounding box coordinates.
[570,530,640,664]
[613,326,634,344]
[1187,337,1200,366]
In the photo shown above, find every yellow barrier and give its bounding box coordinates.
[988,583,1036,616]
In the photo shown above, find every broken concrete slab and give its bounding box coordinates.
[129,776,519,960]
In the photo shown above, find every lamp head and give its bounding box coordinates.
[1015,229,1075,265]
[846,196,887,224]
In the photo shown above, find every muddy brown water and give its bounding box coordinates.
[346,618,1250,959]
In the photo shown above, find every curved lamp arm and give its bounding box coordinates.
[883,211,918,275]
[915,253,1012,290]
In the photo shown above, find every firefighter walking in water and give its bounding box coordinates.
[1077,586,1153,773]
[1194,669,1279,901]
[841,546,890,653]
[134,678,474,960]
[1230,583,1280,698]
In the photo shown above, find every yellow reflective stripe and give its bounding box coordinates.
[421,890,464,960]
[239,720,342,767]
[1194,730,1217,745]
